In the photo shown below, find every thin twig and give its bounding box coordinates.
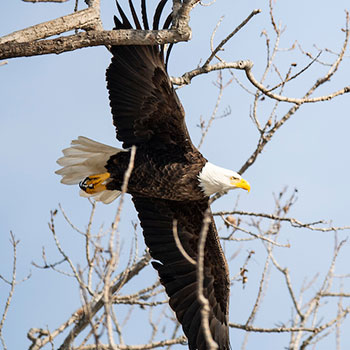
[72,336,187,350]
[215,210,350,232]
[204,9,261,66]
[0,6,101,45]
[197,206,218,350]
[0,232,19,350]
[172,219,196,265]
[229,323,317,333]
[104,146,136,348]
[57,253,151,350]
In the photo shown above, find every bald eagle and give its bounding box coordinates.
[56,1,250,349]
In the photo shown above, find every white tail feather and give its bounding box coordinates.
[79,189,121,204]
[56,136,124,204]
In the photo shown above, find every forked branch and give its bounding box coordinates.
[0,0,199,60]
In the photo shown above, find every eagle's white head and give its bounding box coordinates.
[198,162,250,197]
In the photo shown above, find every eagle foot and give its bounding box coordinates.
[79,172,110,194]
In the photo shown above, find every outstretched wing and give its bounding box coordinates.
[132,196,230,350]
[106,1,195,152]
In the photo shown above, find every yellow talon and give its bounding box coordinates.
[79,172,110,194]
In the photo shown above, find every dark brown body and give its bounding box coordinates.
[106,147,207,201]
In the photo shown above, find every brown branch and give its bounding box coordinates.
[58,255,151,350]
[23,0,69,2]
[104,146,136,349]
[172,219,196,265]
[58,204,85,235]
[238,15,348,176]
[1,0,199,61]
[299,307,350,350]
[171,8,261,86]
[27,253,151,350]
[200,0,218,5]
[113,299,168,307]
[49,211,87,288]
[0,6,101,44]
[172,0,200,36]
[197,206,218,350]
[230,323,317,333]
[290,239,348,348]
[269,255,305,321]
[215,210,350,232]
[244,245,271,327]
[220,219,289,247]
[204,9,261,66]
[0,29,191,60]
[266,52,322,93]
[320,292,350,297]
[197,71,228,149]
[171,60,248,85]
[0,232,19,350]
[73,336,187,350]
[172,59,350,104]
[243,64,350,103]
[114,281,162,303]
[238,103,300,175]
[84,201,97,292]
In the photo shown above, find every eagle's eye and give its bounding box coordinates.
[230,175,239,181]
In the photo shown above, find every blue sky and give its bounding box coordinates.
[1,1,350,349]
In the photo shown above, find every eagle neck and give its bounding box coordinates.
[198,161,228,197]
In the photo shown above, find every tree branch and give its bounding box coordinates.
[215,210,350,232]
[204,9,261,66]
[1,0,199,61]
[0,29,191,60]
[23,0,69,2]
[72,336,187,350]
[243,64,350,103]
[0,5,101,45]
[28,253,151,350]
[197,206,218,350]
[0,232,19,350]
[172,59,350,103]
[230,323,317,333]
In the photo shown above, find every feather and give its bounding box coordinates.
[153,0,168,30]
[141,0,149,29]
[55,137,124,204]
[79,189,121,204]
[128,0,142,29]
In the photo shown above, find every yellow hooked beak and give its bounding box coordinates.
[231,177,251,192]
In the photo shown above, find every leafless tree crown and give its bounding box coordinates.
[1,1,350,350]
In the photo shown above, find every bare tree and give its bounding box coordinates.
[1,1,350,350]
